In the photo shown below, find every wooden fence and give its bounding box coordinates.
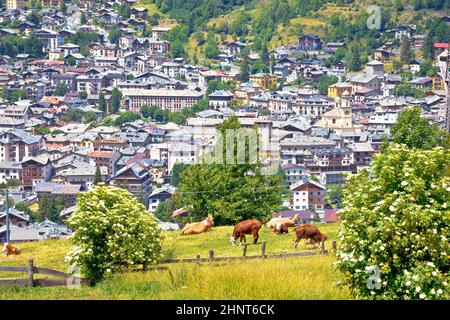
[0,258,87,288]
[0,240,338,287]
[159,240,337,264]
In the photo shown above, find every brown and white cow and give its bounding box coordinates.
[230,219,263,246]
[181,215,214,235]
[1,242,21,257]
[273,222,289,235]
[266,214,299,229]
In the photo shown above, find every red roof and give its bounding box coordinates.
[66,67,89,73]
[323,209,340,223]
[88,151,115,158]
[434,43,450,48]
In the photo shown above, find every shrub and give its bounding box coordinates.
[335,144,450,299]
[65,184,164,284]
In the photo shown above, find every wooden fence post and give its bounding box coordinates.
[209,249,214,260]
[332,240,337,251]
[321,239,325,254]
[27,258,34,287]
[196,254,200,264]
[242,243,248,257]
[261,241,266,258]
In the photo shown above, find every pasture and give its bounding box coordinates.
[0,223,352,299]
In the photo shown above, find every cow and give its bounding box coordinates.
[266,214,299,229]
[293,224,327,249]
[1,242,21,257]
[230,219,263,246]
[273,222,289,235]
[181,215,213,235]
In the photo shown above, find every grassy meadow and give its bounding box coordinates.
[0,223,352,299]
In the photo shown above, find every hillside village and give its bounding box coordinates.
[0,0,449,241]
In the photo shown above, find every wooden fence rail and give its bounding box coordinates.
[0,240,336,287]
[160,239,331,265]
[0,258,87,288]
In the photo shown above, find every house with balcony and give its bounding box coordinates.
[291,178,326,211]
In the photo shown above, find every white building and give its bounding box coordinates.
[0,161,21,184]
[291,179,326,211]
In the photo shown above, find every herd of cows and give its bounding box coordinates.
[1,214,327,258]
[180,214,328,249]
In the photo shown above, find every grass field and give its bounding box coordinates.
[0,223,352,299]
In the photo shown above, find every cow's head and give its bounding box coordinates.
[230,236,236,246]
[206,214,214,225]
[292,214,300,222]
[2,242,9,254]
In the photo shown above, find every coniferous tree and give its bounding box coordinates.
[240,55,250,83]
[400,36,414,64]
[98,92,107,113]
[422,32,435,60]
[93,166,102,185]
[111,88,122,113]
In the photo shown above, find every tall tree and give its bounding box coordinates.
[240,55,250,83]
[260,41,270,66]
[178,116,283,225]
[400,35,414,65]
[345,43,362,71]
[93,166,102,185]
[80,12,87,25]
[422,32,435,60]
[204,31,220,59]
[98,92,107,113]
[37,195,65,223]
[54,83,68,96]
[111,88,122,113]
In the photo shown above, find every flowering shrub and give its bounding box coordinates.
[336,145,449,299]
[65,184,164,284]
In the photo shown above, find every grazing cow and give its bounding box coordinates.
[1,242,21,257]
[230,219,263,246]
[266,214,299,229]
[293,224,327,249]
[181,215,213,235]
[273,222,289,235]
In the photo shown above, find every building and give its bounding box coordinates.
[328,83,353,100]
[314,92,362,135]
[34,29,64,52]
[35,182,81,207]
[108,162,152,205]
[0,161,21,184]
[350,74,382,94]
[148,185,175,212]
[394,24,416,40]
[20,156,52,190]
[0,129,44,162]
[365,60,384,76]
[348,142,374,168]
[282,163,309,188]
[40,0,64,6]
[123,89,204,112]
[87,150,120,176]
[6,0,22,10]
[366,112,398,134]
[0,208,29,228]
[249,73,277,90]
[298,34,322,51]
[208,90,233,109]
[308,148,355,185]
[291,178,326,211]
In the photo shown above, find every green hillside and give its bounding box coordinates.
[151,0,449,62]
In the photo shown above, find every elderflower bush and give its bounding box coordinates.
[65,184,164,284]
[335,145,449,300]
